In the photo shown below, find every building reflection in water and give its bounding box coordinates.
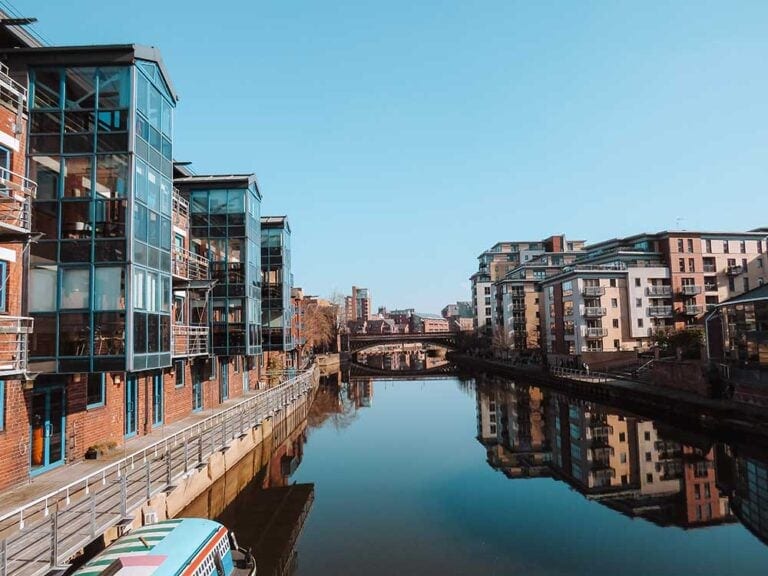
[355,344,452,373]
[475,375,768,541]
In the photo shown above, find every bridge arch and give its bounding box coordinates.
[343,332,458,354]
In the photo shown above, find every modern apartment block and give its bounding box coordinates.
[0,34,304,490]
[261,216,296,367]
[470,236,585,334]
[351,285,371,321]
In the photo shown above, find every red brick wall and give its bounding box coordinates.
[66,373,124,460]
[0,381,31,490]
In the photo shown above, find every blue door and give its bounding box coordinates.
[125,375,138,437]
[242,360,249,394]
[152,373,163,427]
[30,387,65,476]
[192,365,203,412]
[219,359,228,402]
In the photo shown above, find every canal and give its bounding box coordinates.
[182,367,768,575]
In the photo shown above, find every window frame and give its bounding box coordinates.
[175,359,185,388]
[0,260,7,313]
[86,373,106,408]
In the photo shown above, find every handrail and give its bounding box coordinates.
[172,246,209,281]
[0,367,316,544]
[549,365,615,384]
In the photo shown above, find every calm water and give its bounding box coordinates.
[212,372,768,575]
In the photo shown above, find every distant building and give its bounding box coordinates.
[367,318,396,334]
[411,312,450,333]
[351,286,371,320]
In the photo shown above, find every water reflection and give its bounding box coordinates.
[475,374,768,540]
[352,343,454,375]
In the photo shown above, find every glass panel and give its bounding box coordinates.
[160,275,170,312]
[137,72,148,114]
[30,111,61,134]
[160,178,171,215]
[63,111,94,133]
[61,268,90,309]
[59,241,90,262]
[160,217,171,250]
[59,312,90,355]
[63,134,94,153]
[30,268,57,311]
[134,204,147,242]
[93,312,125,355]
[147,272,158,312]
[30,314,56,357]
[29,156,61,200]
[32,69,61,109]
[148,87,161,128]
[64,68,97,109]
[209,190,226,214]
[95,154,128,199]
[148,210,160,247]
[133,269,145,309]
[227,190,244,213]
[134,311,147,353]
[97,67,130,109]
[96,133,129,153]
[94,267,125,310]
[148,314,159,353]
[161,99,171,136]
[191,191,207,213]
[96,109,128,132]
[95,240,126,262]
[160,315,170,352]
[135,160,147,203]
[29,135,60,155]
[61,202,91,239]
[95,200,127,238]
[147,167,160,211]
[31,201,58,238]
[62,156,92,198]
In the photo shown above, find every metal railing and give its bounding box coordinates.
[0,316,32,377]
[727,265,743,276]
[684,305,704,316]
[582,327,608,338]
[0,167,36,235]
[549,366,615,384]
[582,286,605,297]
[171,325,209,357]
[582,306,607,317]
[680,285,702,295]
[646,286,672,297]
[172,246,209,281]
[647,306,673,317]
[0,62,27,111]
[0,368,316,576]
[172,188,189,230]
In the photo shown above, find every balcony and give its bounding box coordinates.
[582,306,607,317]
[0,62,27,111]
[582,286,605,297]
[702,264,716,273]
[172,325,209,357]
[684,305,704,316]
[680,285,702,296]
[727,265,743,276]
[646,286,672,297]
[172,188,189,230]
[0,316,33,376]
[647,306,673,318]
[0,167,36,237]
[172,246,209,281]
[583,327,608,338]
[704,283,717,292]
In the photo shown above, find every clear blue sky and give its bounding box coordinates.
[14,1,768,313]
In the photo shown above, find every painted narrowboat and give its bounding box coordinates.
[73,518,256,576]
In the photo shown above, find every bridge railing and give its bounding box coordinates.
[0,367,317,576]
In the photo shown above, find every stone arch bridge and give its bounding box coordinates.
[343,332,459,354]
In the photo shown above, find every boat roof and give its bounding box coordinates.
[74,519,226,576]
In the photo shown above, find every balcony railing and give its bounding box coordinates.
[684,305,704,316]
[703,264,716,273]
[0,316,33,376]
[680,285,702,295]
[647,306,673,318]
[172,324,209,357]
[646,286,672,297]
[172,188,189,230]
[0,167,36,235]
[172,246,209,281]
[0,61,27,111]
[704,283,717,292]
[582,306,607,317]
[582,286,605,297]
[727,265,743,276]
[583,327,608,338]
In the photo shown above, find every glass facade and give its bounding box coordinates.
[183,179,262,356]
[27,59,175,373]
[261,218,295,351]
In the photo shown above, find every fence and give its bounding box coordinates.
[0,368,316,576]
[549,366,616,384]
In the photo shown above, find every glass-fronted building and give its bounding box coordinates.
[12,45,177,375]
[175,174,262,357]
[261,216,294,352]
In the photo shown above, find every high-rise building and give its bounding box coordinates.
[261,216,295,366]
[351,285,371,320]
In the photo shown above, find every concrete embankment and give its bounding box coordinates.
[453,355,768,446]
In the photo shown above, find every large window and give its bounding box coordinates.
[0,261,7,313]
[61,268,90,309]
[87,374,105,407]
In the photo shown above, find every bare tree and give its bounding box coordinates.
[491,325,512,360]
[302,302,335,352]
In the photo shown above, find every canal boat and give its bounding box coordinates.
[73,518,256,576]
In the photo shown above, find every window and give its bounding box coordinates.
[723,241,729,253]
[688,258,695,272]
[637,318,643,328]
[740,240,746,253]
[611,298,618,308]
[687,239,694,253]
[94,267,124,310]
[484,287,491,295]
[0,261,7,312]
[612,319,619,328]
[175,360,185,387]
[0,380,4,431]
[759,258,764,269]
[87,374,105,407]
[758,240,763,254]
[620,453,627,463]
[61,268,90,309]
[743,278,750,292]
[613,339,620,349]
[678,258,685,272]
[677,239,684,252]
[645,451,652,462]
[609,279,616,288]
[694,484,701,499]
[704,239,712,253]
[621,474,628,485]
[636,298,642,307]
[644,431,651,441]
[619,432,626,442]
[635,278,641,287]
[646,473,654,484]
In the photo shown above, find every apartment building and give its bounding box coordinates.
[261,216,296,368]
[470,236,585,335]
[351,285,371,321]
